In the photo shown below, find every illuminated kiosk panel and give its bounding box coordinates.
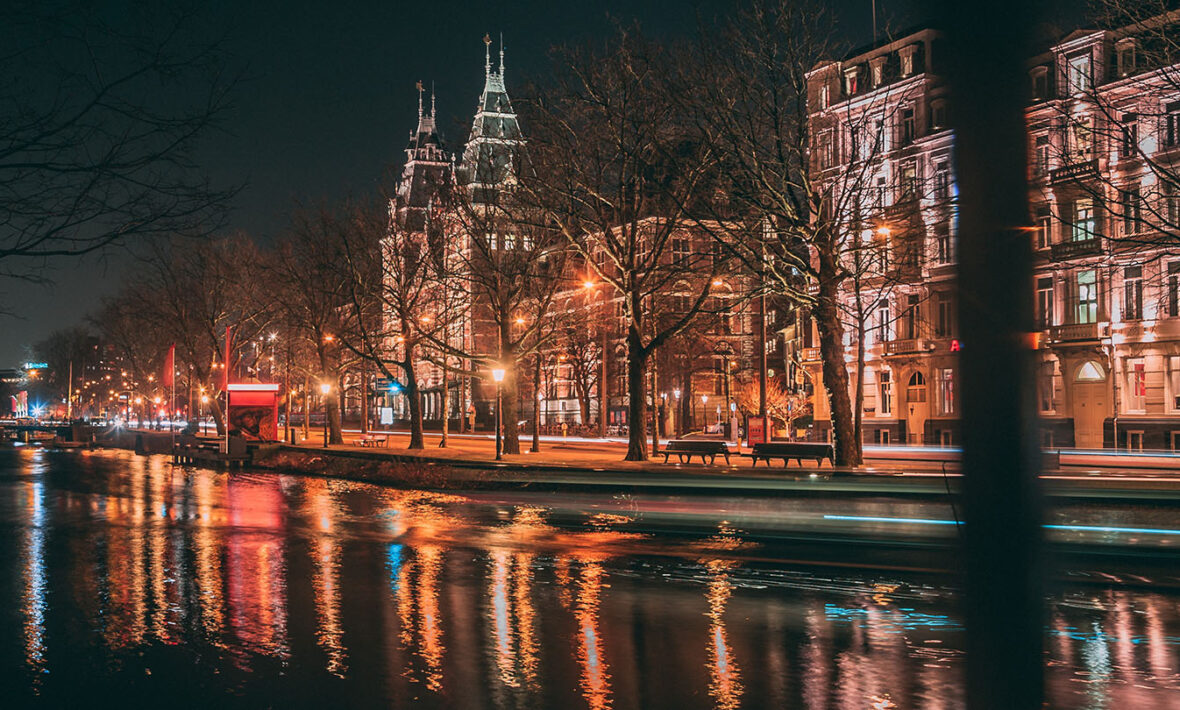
[226,383,280,441]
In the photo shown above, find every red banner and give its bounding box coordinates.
[162,344,175,388]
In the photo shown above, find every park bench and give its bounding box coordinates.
[358,433,389,448]
[660,439,732,465]
[743,441,834,468]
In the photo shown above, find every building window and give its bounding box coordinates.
[935,293,953,337]
[930,100,947,131]
[844,68,859,96]
[1120,113,1138,158]
[1036,277,1054,329]
[818,83,830,110]
[899,162,917,201]
[900,106,916,146]
[1030,67,1049,100]
[1033,134,1050,176]
[878,369,892,416]
[1072,199,1095,242]
[1169,263,1180,317]
[937,368,955,416]
[1076,270,1098,324]
[933,160,950,201]
[1069,115,1093,159]
[873,299,891,344]
[1038,361,1058,413]
[1165,102,1180,149]
[902,294,921,339]
[935,222,952,264]
[870,58,885,88]
[1163,181,1180,224]
[1116,40,1136,77]
[816,129,833,169]
[672,237,690,265]
[1035,206,1052,249]
[1126,357,1147,413]
[1122,186,1142,235]
[1124,265,1143,321]
[1169,356,1180,411]
[900,47,915,77]
[1067,53,1093,93]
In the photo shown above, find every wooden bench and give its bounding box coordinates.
[660,439,731,465]
[743,442,834,467]
[358,433,389,448]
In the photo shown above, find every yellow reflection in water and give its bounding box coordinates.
[417,545,446,691]
[489,548,518,688]
[704,559,744,710]
[306,479,347,676]
[575,558,612,710]
[513,551,539,689]
[192,472,227,640]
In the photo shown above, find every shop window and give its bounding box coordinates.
[1126,430,1144,452]
[937,367,956,415]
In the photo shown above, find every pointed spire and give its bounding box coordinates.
[499,33,505,78]
[430,81,436,118]
[483,33,492,77]
[416,80,424,119]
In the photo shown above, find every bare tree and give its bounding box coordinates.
[0,2,236,298]
[519,29,727,460]
[682,0,923,464]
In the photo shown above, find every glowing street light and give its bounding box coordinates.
[492,367,506,460]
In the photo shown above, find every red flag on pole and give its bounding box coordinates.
[162,344,175,388]
[223,325,233,391]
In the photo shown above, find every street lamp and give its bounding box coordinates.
[320,382,332,448]
[702,394,709,430]
[492,367,506,460]
[200,395,209,435]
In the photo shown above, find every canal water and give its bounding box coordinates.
[1,447,1179,709]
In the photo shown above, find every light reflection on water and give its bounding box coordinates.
[1,448,1179,709]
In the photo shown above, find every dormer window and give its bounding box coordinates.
[1067,52,1093,94]
[1116,39,1137,78]
[844,67,859,95]
[870,57,886,88]
[1030,66,1049,101]
[900,45,917,77]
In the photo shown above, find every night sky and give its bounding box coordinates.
[6,0,1005,365]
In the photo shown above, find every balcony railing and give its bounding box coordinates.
[1049,237,1102,261]
[1049,322,1104,343]
[1050,158,1099,185]
[801,347,822,362]
[884,338,935,356]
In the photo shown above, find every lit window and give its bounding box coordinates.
[1034,206,1051,249]
[1067,53,1093,93]
[937,368,955,416]
[1036,277,1053,328]
[1072,199,1095,242]
[1126,357,1147,412]
[878,369,892,416]
[1075,270,1098,324]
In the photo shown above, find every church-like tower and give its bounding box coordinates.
[458,34,522,204]
[394,81,450,233]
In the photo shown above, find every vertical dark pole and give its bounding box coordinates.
[531,353,541,453]
[599,327,608,438]
[937,3,1043,709]
[495,384,503,460]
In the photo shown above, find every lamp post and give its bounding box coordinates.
[492,367,506,460]
[701,394,709,431]
[673,388,681,437]
[320,382,331,448]
[200,395,209,435]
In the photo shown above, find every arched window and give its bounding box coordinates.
[907,371,927,403]
[1076,361,1105,382]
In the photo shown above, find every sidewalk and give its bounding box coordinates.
[287,428,737,474]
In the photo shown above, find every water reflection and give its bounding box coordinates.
[2,449,1180,709]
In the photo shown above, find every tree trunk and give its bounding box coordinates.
[326,388,344,445]
[501,368,521,454]
[403,345,424,450]
[624,329,648,461]
[813,270,860,466]
[853,292,867,457]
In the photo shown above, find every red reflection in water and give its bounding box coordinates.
[226,477,288,658]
